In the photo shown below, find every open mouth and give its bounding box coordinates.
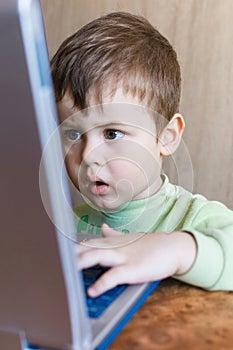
[95,181,106,186]
[90,180,109,195]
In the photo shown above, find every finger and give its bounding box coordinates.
[78,237,110,248]
[87,265,129,297]
[77,235,131,249]
[78,248,124,270]
[101,223,124,237]
[75,243,94,254]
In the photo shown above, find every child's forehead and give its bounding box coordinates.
[57,89,162,132]
[58,103,156,134]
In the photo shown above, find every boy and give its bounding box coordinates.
[51,12,233,297]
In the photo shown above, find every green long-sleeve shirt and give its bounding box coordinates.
[73,175,233,291]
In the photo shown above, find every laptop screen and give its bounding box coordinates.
[0,0,90,348]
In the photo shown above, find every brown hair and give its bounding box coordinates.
[51,12,181,121]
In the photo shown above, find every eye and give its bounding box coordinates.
[104,129,125,140]
[63,129,82,142]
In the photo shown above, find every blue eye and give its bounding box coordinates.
[104,129,125,140]
[64,129,82,141]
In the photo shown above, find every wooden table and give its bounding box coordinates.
[109,278,233,350]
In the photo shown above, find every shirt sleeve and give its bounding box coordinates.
[173,199,233,290]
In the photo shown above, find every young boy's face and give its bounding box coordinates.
[57,88,164,211]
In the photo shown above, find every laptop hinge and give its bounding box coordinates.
[0,327,26,350]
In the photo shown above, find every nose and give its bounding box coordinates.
[81,134,104,166]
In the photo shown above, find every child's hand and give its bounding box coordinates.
[76,224,197,297]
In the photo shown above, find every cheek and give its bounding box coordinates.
[109,159,146,181]
[112,144,160,174]
[108,148,161,187]
[64,153,80,188]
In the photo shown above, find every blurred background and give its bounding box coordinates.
[41,0,233,209]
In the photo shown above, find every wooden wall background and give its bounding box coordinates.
[40,0,233,209]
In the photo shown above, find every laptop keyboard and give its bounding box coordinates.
[82,265,127,318]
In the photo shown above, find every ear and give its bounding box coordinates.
[158,114,185,156]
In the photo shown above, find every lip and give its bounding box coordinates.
[88,177,109,195]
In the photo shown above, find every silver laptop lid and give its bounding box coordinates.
[0,0,91,349]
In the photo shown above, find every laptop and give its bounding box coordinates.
[0,0,160,349]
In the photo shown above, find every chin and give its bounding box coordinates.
[90,199,127,213]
